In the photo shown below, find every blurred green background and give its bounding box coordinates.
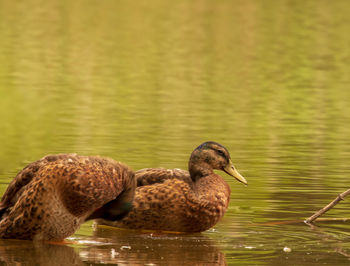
[1,0,350,265]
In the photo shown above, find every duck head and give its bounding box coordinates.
[188,141,247,185]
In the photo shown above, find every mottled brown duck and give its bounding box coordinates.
[97,141,247,233]
[0,154,136,241]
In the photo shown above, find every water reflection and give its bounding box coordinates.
[0,240,84,266]
[3,222,350,265]
[220,221,350,265]
[77,226,226,265]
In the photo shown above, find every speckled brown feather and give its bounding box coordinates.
[97,142,243,233]
[135,168,192,186]
[0,154,135,241]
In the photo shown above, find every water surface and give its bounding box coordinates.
[1,0,350,265]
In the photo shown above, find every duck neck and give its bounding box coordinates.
[188,161,214,182]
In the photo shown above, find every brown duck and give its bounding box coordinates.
[98,141,247,233]
[0,154,135,241]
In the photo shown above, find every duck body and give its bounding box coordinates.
[98,141,246,233]
[124,168,231,232]
[0,154,135,241]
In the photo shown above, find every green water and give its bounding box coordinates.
[1,0,350,265]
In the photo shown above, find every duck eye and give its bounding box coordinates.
[216,150,225,157]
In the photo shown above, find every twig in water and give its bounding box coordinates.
[305,188,350,224]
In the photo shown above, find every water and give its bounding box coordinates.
[1,0,350,264]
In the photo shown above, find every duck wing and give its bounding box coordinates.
[135,168,192,186]
[0,154,135,240]
[0,157,46,218]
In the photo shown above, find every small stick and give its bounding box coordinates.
[305,188,350,224]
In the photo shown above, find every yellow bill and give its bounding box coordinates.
[224,159,247,185]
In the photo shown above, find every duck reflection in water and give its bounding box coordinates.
[0,240,84,266]
[79,225,226,265]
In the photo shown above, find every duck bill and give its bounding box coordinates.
[224,160,247,185]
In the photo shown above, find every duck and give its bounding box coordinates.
[97,141,247,233]
[0,154,136,241]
